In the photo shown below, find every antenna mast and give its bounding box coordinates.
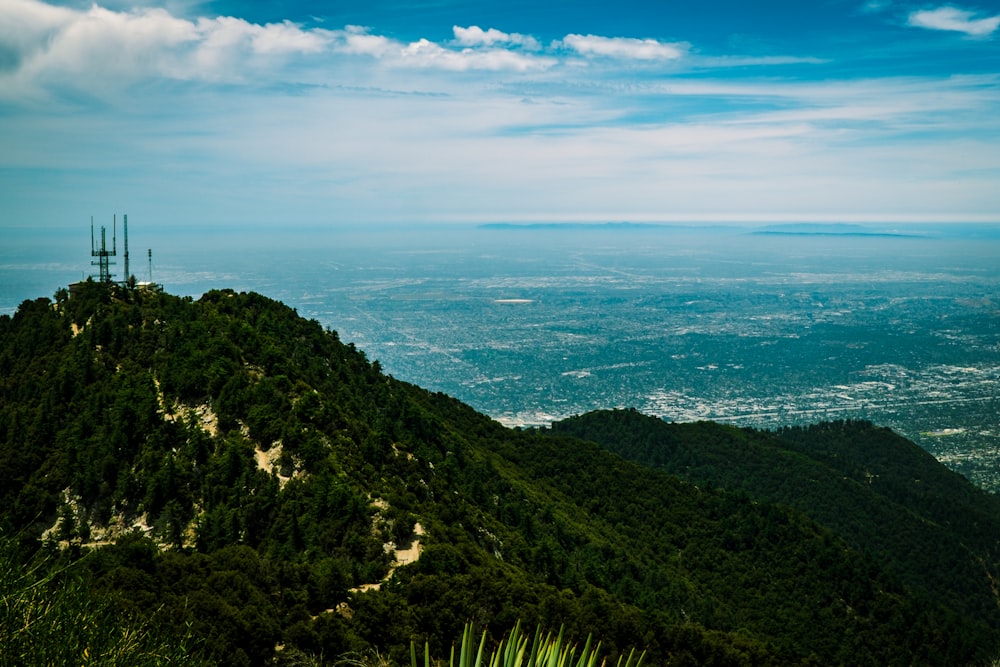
[90,214,117,284]
[74,213,159,296]
[123,214,130,282]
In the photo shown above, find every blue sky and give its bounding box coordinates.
[2,0,999,229]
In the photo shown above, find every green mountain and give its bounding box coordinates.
[2,282,999,666]
[550,410,1000,638]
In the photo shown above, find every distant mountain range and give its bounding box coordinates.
[479,221,1000,238]
[749,223,920,237]
[479,221,739,232]
[3,280,1000,666]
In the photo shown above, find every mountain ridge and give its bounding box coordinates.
[2,281,999,666]
[549,409,1000,625]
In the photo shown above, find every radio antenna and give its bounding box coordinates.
[123,214,130,282]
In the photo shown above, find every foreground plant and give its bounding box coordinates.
[411,622,643,667]
[0,537,204,667]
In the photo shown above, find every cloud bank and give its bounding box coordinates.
[1,0,998,226]
[0,0,697,101]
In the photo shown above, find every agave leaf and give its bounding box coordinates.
[476,628,489,667]
[458,623,473,667]
[501,620,522,667]
[546,627,564,667]
[513,630,528,667]
[616,647,644,667]
[425,620,642,667]
[574,634,598,667]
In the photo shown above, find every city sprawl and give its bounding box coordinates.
[274,228,1000,491]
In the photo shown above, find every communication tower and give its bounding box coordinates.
[72,214,160,296]
[90,215,117,283]
[137,245,163,292]
[123,214,130,283]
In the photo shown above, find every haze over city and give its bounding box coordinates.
[3,0,999,486]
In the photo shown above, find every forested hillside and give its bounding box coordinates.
[2,281,999,666]
[550,410,1000,649]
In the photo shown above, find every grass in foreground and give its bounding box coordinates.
[410,622,643,667]
[0,538,205,667]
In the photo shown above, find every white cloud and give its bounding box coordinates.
[329,26,552,71]
[560,34,687,60]
[329,29,555,71]
[1,0,839,105]
[187,16,330,79]
[452,25,540,50]
[230,18,328,55]
[10,3,198,89]
[395,38,552,71]
[0,0,567,101]
[338,25,396,57]
[0,0,75,63]
[0,0,335,98]
[907,6,1000,37]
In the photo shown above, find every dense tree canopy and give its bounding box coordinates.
[2,282,999,665]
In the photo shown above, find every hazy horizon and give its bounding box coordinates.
[5,0,998,487]
[5,220,1000,315]
[7,224,998,489]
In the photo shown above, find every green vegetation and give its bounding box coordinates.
[0,533,206,666]
[409,622,643,667]
[550,409,1000,657]
[2,281,1000,665]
